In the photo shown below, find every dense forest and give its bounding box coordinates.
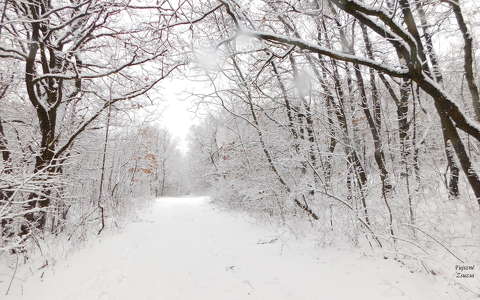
[189,0,480,251]
[0,0,479,297]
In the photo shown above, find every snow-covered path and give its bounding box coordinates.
[7,197,458,299]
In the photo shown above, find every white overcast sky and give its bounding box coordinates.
[156,76,209,152]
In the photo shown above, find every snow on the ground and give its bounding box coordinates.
[2,197,471,299]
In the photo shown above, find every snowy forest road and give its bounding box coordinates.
[8,197,455,300]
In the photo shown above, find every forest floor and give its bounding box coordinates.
[2,196,473,299]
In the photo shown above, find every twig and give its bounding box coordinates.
[5,254,19,296]
[401,223,464,263]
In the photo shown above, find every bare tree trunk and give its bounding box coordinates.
[413,0,460,198]
[97,103,112,235]
[447,0,480,121]
[160,159,166,196]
